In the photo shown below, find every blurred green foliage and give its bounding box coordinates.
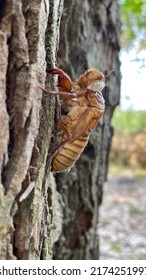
[120,0,146,49]
[112,108,146,135]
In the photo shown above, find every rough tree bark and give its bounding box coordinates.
[0,0,63,260]
[0,0,120,260]
[53,0,121,259]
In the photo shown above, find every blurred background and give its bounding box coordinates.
[99,0,146,259]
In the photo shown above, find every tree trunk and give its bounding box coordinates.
[0,0,63,260]
[0,0,120,260]
[53,0,121,259]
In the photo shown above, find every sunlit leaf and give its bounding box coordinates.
[120,0,146,50]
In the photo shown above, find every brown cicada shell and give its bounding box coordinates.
[40,68,105,172]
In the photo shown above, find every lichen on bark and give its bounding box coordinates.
[0,0,63,260]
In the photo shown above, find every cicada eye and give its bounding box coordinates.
[91,80,105,92]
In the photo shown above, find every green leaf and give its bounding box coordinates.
[120,0,146,50]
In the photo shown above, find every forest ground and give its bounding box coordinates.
[99,165,146,260]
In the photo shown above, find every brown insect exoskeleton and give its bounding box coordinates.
[40,68,106,172]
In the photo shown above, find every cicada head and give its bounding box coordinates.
[77,68,105,92]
